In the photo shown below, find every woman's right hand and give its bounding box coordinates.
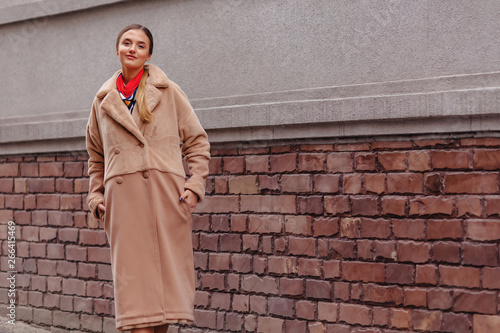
[97,203,106,219]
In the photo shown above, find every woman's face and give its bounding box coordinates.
[116,29,151,70]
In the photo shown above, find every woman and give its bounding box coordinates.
[86,24,210,333]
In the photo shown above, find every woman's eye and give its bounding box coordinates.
[139,45,145,49]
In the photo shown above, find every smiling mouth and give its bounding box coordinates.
[126,55,137,59]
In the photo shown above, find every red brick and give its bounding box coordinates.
[268,256,297,275]
[409,196,453,216]
[324,196,350,215]
[298,258,322,277]
[88,247,111,264]
[231,294,249,312]
[305,279,331,300]
[0,163,19,177]
[330,239,356,259]
[454,290,497,314]
[195,195,239,213]
[313,217,338,237]
[342,262,385,283]
[427,288,452,310]
[298,196,323,215]
[201,273,225,291]
[357,239,372,260]
[428,219,463,239]
[5,195,23,209]
[214,176,228,194]
[60,194,82,210]
[365,174,386,194]
[241,195,295,214]
[313,174,340,193]
[241,275,278,295]
[299,153,326,172]
[363,284,403,305]
[246,155,270,173]
[281,174,312,193]
[270,153,297,173]
[386,263,414,284]
[424,173,442,193]
[404,287,427,307]
[432,150,470,169]
[392,219,425,240]
[22,226,39,241]
[485,196,500,216]
[339,303,371,326]
[66,245,87,261]
[220,234,241,253]
[230,214,247,232]
[336,142,371,152]
[64,162,83,177]
[343,174,362,194]
[259,175,280,191]
[192,215,209,231]
[39,162,63,177]
[323,260,340,279]
[57,261,77,277]
[209,253,230,271]
[223,156,244,174]
[286,320,307,332]
[360,218,390,238]
[77,263,96,279]
[74,178,89,193]
[327,152,353,173]
[416,265,438,285]
[474,149,500,170]
[268,297,294,318]
[378,152,407,171]
[228,175,259,194]
[461,138,500,147]
[432,242,460,263]
[457,195,482,217]
[194,309,217,329]
[372,141,413,150]
[211,215,229,232]
[413,309,442,332]
[226,312,244,331]
[463,242,498,266]
[211,291,230,310]
[355,153,376,171]
[408,151,431,171]
[387,173,423,194]
[444,173,498,194]
[47,243,64,259]
[0,179,13,193]
[280,277,304,296]
[242,234,258,252]
[483,267,500,289]
[333,282,349,301]
[285,215,311,235]
[318,302,337,322]
[248,215,284,234]
[289,237,316,256]
[257,316,284,333]
[442,313,471,332]
[439,265,480,288]
[397,241,430,263]
[390,308,411,329]
[79,229,107,246]
[473,314,500,333]
[466,219,500,241]
[250,295,267,315]
[351,196,378,216]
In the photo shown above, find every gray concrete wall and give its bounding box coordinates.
[1,0,500,154]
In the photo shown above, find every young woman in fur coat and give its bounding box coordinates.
[86,24,210,333]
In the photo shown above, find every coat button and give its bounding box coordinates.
[116,177,123,184]
[143,171,149,179]
[139,142,144,148]
[114,147,120,154]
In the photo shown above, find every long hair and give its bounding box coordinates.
[116,24,154,123]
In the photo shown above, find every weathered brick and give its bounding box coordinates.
[242,275,278,295]
[432,242,460,263]
[365,173,386,194]
[343,174,362,194]
[409,196,453,216]
[327,152,353,173]
[257,316,284,333]
[305,279,331,300]
[454,290,497,314]
[432,150,470,169]
[330,239,356,259]
[0,163,19,177]
[339,303,371,326]
[389,308,411,329]
[355,153,376,171]
[439,265,480,288]
[444,173,498,194]
[474,149,500,170]
[392,219,425,240]
[386,263,414,284]
[466,219,500,241]
[318,302,338,322]
[404,287,427,307]
[268,256,297,275]
[428,219,463,239]
[473,314,500,333]
[299,153,326,172]
[351,196,378,216]
[228,175,259,194]
[241,195,295,214]
[246,155,270,173]
[298,196,323,215]
[285,215,311,235]
[314,174,340,193]
[248,215,284,234]
[378,152,407,171]
[416,264,438,285]
[408,151,431,171]
[342,262,385,283]
[387,173,423,194]
[324,196,350,215]
[463,242,498,266]
[397,241,430,263]
[288,237,316,257]
[79,229,107,246]
[268,297,294,318]
[360,218,390,238]
[427,288,452,310]
[195,195,239,213]
[270,153,297,173]
[201,273,225,291]
[412,309,442,332]
[363,284,403,305]
[259,175,280,191]
[280,277,304,296]
[313,217,338,237]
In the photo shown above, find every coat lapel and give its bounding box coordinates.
[95,64,170,144]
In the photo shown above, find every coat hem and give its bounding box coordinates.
[117,312,194,331]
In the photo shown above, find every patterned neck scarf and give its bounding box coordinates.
[116,68,144,113]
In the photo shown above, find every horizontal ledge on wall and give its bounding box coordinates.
[0,0,131,26]
[1,73,499,155]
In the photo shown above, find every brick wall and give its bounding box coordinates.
[1,137,500,332]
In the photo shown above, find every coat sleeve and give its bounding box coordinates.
[174,84,211,201]
[86,98,105,220]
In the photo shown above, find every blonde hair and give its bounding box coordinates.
[136,68,152,123]
[116,24,154,123]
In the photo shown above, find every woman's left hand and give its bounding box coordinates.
[180,189,198,213]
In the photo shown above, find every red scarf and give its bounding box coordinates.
[116,68,144,98]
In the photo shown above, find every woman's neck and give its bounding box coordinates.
[121,66,143,85]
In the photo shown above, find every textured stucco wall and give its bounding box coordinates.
[0,0,499,153]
